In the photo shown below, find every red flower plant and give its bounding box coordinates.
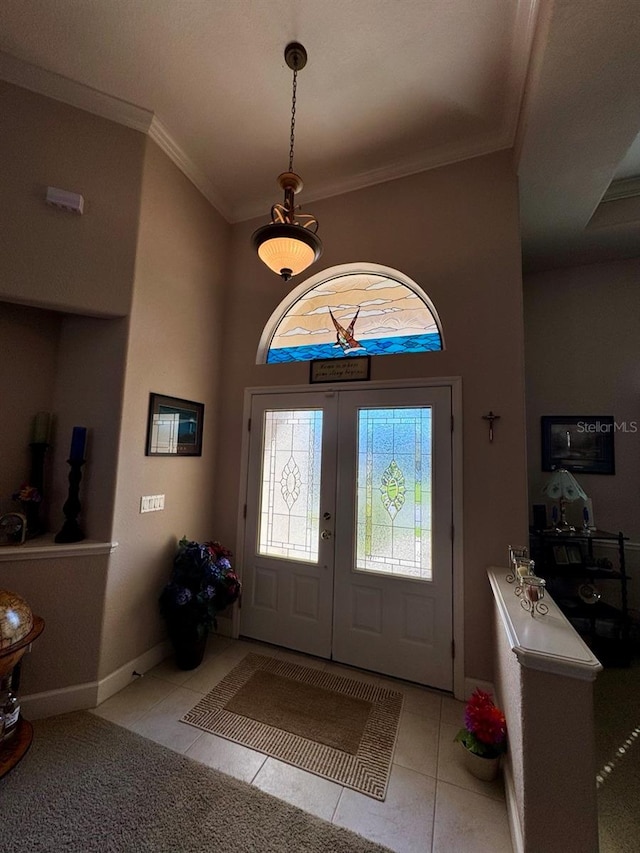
[455,689,507,758]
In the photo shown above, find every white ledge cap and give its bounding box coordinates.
[488,567,603,681]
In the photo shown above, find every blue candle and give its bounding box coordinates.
[69,426,87,462]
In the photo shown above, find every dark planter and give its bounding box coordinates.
[169,629,207,670]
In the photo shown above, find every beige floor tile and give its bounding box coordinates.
[185,732,267,782]
[437,722,504,801]
[252,757,343,821]
[378,677,443,721]
[179,641,256,692]
[129,685,206,753]
[394,711,439,778]
[432,780,513,853]
[440,694,465,727]
[91,674,176,727]
[334,763,436,853]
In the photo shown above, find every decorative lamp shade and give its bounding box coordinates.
[542,469,588,502]
[0,589,34,651]
[252,223,322,281]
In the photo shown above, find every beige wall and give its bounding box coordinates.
[524,258,640,541]
[100,139,230,678]
[493,599,599,853]
[216,150,529,681]
[0,82,144,316]
[0,84,144,695]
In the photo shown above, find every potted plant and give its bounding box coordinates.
[454,688,507,780]
[159,536,241,670]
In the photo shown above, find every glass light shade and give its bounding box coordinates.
[252,223,322,281]
[542,469,588,501]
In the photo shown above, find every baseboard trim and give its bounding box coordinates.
[21,641,171,720]
[504,762,524,853]
[95,641,171,706]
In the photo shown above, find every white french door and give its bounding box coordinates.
[240,384,453,689]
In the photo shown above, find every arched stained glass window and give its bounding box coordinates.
[257,264,444,364]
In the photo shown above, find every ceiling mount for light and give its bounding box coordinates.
[251,42,322,282]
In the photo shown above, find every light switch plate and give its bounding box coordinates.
[140,494,165,513]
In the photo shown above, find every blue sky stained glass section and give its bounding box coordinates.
[266,272,443,363]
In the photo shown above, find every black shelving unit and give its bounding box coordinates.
[529,528,629,665]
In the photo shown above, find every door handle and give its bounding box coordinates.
[321,529,332,540]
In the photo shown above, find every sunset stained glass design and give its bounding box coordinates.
[265,271,443,363]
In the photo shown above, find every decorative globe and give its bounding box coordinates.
[0,589,34,650]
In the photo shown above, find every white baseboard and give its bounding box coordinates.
[95,640,171,706]
[504,762,524,853]
[21,640,171,720]
[20,680,100,721]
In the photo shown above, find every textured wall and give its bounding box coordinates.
[216,149,529,682]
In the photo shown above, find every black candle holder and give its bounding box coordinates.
[55,459,86,544]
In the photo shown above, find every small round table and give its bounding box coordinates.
[0,615,45,778]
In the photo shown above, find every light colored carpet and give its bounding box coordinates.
[0,711,393,853]
[182,653,403,800]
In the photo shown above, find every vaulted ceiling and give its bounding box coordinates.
[1,0,639,272]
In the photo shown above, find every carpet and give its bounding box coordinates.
[181,653,403,800]
[0,711,393,853]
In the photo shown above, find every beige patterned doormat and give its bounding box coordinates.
[181,653,403,800]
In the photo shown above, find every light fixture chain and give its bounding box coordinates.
[288,67,297,173]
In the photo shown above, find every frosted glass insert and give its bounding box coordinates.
[258,409,322,562]
[356,407,432,580]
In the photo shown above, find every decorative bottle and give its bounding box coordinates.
[0,674,20,740]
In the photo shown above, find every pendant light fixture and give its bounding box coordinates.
[251,42,322,282]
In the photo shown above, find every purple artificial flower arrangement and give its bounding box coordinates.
[159,536,241,641]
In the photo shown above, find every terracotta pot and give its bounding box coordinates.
[460,743,501,781]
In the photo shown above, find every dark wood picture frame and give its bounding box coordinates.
[146,393,204,457]
[541,415,615,474]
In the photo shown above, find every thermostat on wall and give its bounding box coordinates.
[45,186,84,214]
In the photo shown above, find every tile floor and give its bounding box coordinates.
[91,636,513,853]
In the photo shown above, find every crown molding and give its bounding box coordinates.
[231,130,513,223]
[147,117,230,218]
[602,176,640,202]
[0,51,153,133]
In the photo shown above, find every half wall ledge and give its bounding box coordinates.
[488,565,601,853]
[0,538,118,562]
[487,567,602,681]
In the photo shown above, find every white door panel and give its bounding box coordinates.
[240,385,453,689]
[241,392,337,658]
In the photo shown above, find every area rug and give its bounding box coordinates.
[0,711,392,853]
[181,653,403,800]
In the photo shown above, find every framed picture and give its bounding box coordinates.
[146,393,204,457]
[566,545,583,565]
[541,416,615,474]
[553,545,569,565]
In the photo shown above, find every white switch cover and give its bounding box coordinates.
[140,495,165,513]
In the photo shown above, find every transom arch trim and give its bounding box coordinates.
[256,262,445,365]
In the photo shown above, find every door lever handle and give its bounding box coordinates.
[321,529,332,540]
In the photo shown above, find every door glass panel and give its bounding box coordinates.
[258,409,323,562]
[356,407,432,580]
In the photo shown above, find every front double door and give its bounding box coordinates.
[241,384,453,689]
